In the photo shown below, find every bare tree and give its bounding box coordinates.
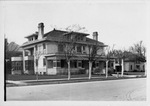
[60,25,86,80]
[86,40,104,79]
[34,48,45,81]
[64,42,76,80]
[129,41,146,58]
[104,44,115,78]
[129,41,146,75]
[50,24,88,33]
[65,24,88,32]
[59,32,76,80]
[110,49,131,77]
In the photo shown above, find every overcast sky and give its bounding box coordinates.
[3,1,148,50]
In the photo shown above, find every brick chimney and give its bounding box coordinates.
[93,32,98,41]
[38,23,44,39]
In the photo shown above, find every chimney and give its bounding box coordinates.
[38,23,44,39]
[93,32,98,41]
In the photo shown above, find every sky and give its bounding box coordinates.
[2,0,148,50]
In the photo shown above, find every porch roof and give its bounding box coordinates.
[44,54,112,61]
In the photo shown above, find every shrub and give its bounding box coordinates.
[78,69,86,74]
[133,69,137,72]
[108,68,115,75]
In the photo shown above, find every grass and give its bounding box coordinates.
[6,74,90,81]
[6,72,145,81]
[6,75,146,87]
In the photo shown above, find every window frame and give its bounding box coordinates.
[77,45,82,53]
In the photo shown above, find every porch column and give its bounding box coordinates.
[34,46,37,74]
[121,59,124,77]
[46,58,48,75]
[113,59,116,70]
[22,49,25,74]
[144,62,147,76]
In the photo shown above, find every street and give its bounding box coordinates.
[6,78,146,101]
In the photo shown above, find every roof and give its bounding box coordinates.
[124,54,146,62]
[44,29,89,37]
[21,39,47,47]
[25,32,38,38]
[22,29,106,47]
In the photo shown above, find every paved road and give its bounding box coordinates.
[6,78,146,101]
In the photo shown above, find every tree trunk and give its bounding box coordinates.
[121,59,124,77]
[36,67,38,81]
[144,62,147,76]
[89,61,92,79]
[106,60,108,78]
[68,61,71,80]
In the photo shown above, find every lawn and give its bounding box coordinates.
[6,72,145,81]
[6,74,90,81]
[124,72,145,75]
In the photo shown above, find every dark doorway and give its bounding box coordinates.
[116,66,121,72]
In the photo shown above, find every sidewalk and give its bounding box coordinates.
[6,74,146,87]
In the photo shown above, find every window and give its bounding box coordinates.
[130,65,132,70]
[77,46,82,53]
[43,43,46,49]
[78,61,82,68]
[43,58,46,66]
[36,59,38,66]
[70,60,77,68]
[82,46,86,53]
[111,63,113,67]
[35,45,37,51]
[47,60,53,68]
[53,60,61,67]
[57,61,61,67]
[61,60,65,68]
[83,46,85,51]
[74,61,77,68]
[58,44,64,52]
[96,62,99,67]
[136,65,140,69]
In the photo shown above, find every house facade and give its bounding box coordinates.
[114,57,146,72]
[21,23,110,75]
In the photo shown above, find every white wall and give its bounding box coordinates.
[47,42,58,54]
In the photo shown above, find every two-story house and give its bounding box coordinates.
[21,23,107,75]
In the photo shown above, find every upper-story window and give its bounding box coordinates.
[35,45,37,51]
[76,35,83,41]
[43,43,46,49]
[82,46,86,53]
[77,45,82,53]
[43,58,46,66]
[58,44,64,52]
